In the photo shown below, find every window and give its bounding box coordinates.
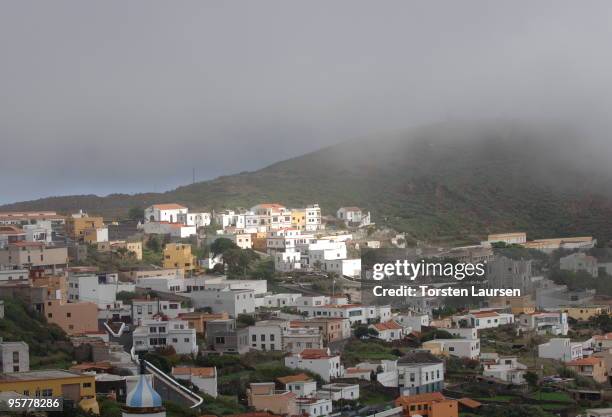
[67,312,71,318]
[252,335,257,342]
[184,338,190,343]
[42,389,53,397]
[83,383,92,388]
[172,338,178,343]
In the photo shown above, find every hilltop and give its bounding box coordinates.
[3,121,612,243]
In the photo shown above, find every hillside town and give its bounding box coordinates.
[1,204,612,417]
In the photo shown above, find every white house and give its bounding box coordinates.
[171,367,217,397]
[23,221,53,244]
[295,397,332,417]
[278,374,318,398]
[323,258,361,278]
[370,321,404,342]
[456,311,514,330]
[423,339,480,359]
[318,383,359,401]
[132,317,198,355]
[145,204,188,223]
[135,275,186,293]
[304,204,324,232]
[482,356,527,385]
[538,338,583,362]
[203,277,268,295]
[519,312,568,336]
[248,320,287,351]
[354,360,398,387]
[285,348,343,382]
[67,271,134,309]
[141,221,196,238]
[0,341,29,373]
[298,304,391,325]
[177,212,211,228]
[274,249,302,273]
[212,232,252,250]
[336,207,371,228]
[258,293,301,309]
[448,328,478,340]
[188,289,256,317]
[131,298,194,323]
[560,252,599,277]
[394,314,430,333]
[397,352,444,396]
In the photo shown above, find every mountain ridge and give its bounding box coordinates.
[4,121,612,243]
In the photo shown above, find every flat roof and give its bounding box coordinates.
[0,370,84,382]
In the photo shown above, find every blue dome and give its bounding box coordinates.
[126,373,163,408]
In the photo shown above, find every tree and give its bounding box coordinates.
[354,324,378,338]
[128,206,145,221]
[146,236,161,253]
[236,314,256,327]
[210,238,238,256]
[524,371,538,389]
[223,248,259,277]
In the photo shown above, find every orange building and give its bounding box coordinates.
[395,392,458,417]
[567,357,608,383]
[251,232,268,252]
[247,382,297,416]
[290,318,351,343]
[177,311,230,334]
[44,299,99,335]
[31,274,67,301]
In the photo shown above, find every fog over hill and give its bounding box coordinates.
[4,121,612,243]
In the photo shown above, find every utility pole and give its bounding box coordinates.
[192,168,195,184]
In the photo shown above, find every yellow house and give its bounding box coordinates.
[421,341,444,356]
[65,214,104,241]
[251,232,268,252]
[0,370,98,414]
[163,243,196,272]
[562,306,610,321]
[489,295,536,315]
[291,209,306,231]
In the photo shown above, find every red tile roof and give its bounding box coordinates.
[172,367,215,378]
[346,367,370,374]
[277,373,312,384]
[395,392,446,406]
[568,357,603,366]
[153,204,187,210]
[299,349,333,359]
[471,311,500,318]
[372,321,403,331]
[458,397,482,408]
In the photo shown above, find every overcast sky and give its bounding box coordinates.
[2,1,612,204]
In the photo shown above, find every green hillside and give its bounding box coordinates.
[3,121,612,243]
[0,298,73,369]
